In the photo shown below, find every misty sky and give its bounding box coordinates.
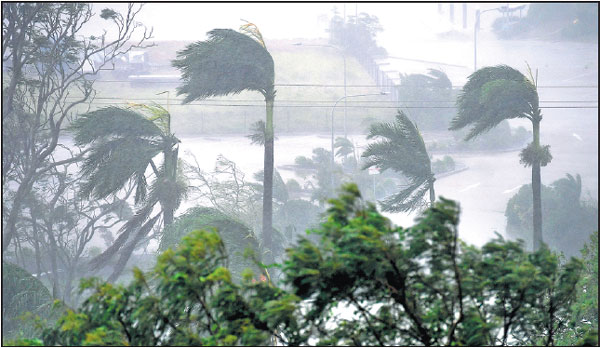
[88,3,519,43]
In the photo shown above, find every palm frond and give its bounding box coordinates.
[463,79,538,140]
[91,192,161,270]
[127,102,171,135]
[363,111,430,180]
[450,65,537,140]
[426,69,452,89]
[172,28,275,102]
[380,180,431,213]
[239,20,267,48]
[334,137,354,158]
[363,110,435,212]
[71,106,163,146]
[79,137,163,200]
[247,120,278,146]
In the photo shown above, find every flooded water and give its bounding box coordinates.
[176,120,597,248]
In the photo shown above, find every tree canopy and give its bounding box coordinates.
[37,184,590,346]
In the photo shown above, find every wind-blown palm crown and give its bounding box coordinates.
[71,105,186,281]
[362,111,435,212]
[172,24,277,256]
[72,106,178,203]
[172,28,275,102]
[450,65,539,140]
[450,64,549,251]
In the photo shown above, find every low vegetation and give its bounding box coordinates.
[4,185,593,346]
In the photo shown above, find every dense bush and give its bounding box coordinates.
[452,120,530,151]
[2,262,61,342]
[34,185,591,346]
[396,69,457,131]
[159,206,262,282]
[556,231,599,345]
[505,174,598,257]
[493,3,598,41]
[432,155,456,175]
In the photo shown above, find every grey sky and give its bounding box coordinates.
[88,3,515,42]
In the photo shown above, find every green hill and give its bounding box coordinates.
[92,39,393,136]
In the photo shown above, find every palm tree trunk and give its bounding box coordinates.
[163,209,174,227]
[532,119,543,251]
[162,146,177,227]
[262,97,274,256]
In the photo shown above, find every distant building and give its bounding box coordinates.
[118,50,150,74]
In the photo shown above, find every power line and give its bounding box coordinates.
[65,96,599,104]
[89,80,599,89]
[66,101,599,109]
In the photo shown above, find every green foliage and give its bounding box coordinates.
[362,110,435,212]
[556,231,598,345]
[449,120,530,151]
[99,8,118,20]
[159,206,262,282]
[247,120,267,146]
[294,147,341,203]
[431,155,456,175]
[334,136,355,159]
[2,262,60,342]
[35,184,586,346]
[173,28,275,102]
[71,106,180,203]
[519,141,553,167]
[451,65,538,141]
[42,229,289,346]
[513,3,599,41]
[73,105,186,280]
[396,69,457,131]
[329,10,386,57]
[505,174,598,257]
[577,231,599,328]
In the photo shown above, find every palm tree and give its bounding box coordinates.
[362,110,435,212]
[71,104,187,281]
[172,24,276,253]
[450,65,551,251]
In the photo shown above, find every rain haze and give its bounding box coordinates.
[3,2,598,345]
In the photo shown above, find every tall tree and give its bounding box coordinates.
[362,110,435,212]
[172,24,276,254]
[450,65,551,251]
[71,104,187,281]
[1,3,151,252]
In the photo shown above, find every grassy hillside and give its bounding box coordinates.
[90,39,394,136]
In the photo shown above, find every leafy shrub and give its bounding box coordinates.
[159,206,262,283]
[2,262,61,342]
[505,174,598,257]
[39,184,585,346]
[431,155,456,175]
[396,69,457,131]
[453,120,530,151]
